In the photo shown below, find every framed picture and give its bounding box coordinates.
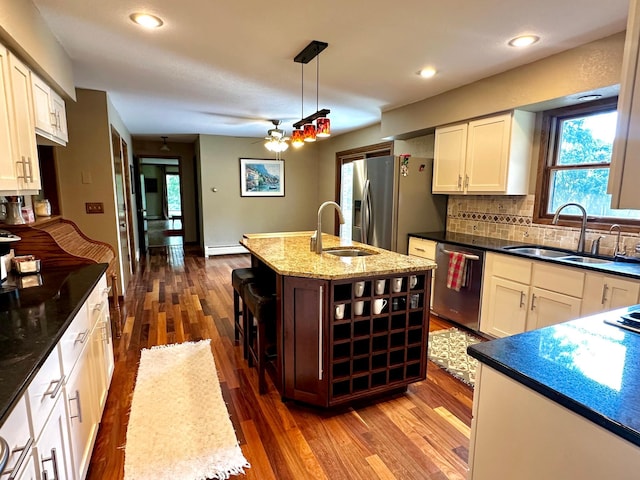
[239,158,285,197]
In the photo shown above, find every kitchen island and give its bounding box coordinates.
[240,231,436,407]
[467,306,640,479]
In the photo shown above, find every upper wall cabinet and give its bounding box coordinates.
[4,51,40,193]
[0,47,18,191]
[432,110,535,195]
[32,71,68,145]
[609,0,640,209]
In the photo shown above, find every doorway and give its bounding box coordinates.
[136,157,184,253]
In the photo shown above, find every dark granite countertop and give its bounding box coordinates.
[409,231,640,279]
[468,305,640,448]
[0,263,107,425]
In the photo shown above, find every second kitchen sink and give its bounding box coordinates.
[561,256,614,265]
[503,246,572,258]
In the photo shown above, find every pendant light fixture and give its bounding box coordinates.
[292,40,331,146]
[160,136,170,152]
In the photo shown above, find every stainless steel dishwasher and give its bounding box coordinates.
[432,242,485,331]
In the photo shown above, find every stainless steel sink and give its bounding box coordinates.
[561,256,614,265]
[503,246,571,258]
[323,247,377,257]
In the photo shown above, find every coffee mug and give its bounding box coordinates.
[410,294,420,309]
[354,281,365,297]
[373,298,387,314]
[335,303,345,320]
[409,275,418,289]
[392,277,403,293]
[354,300,364,316]
[375,279,386,295]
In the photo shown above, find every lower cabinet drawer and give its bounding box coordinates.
[408,237,437,259]
[59,306,91,376]
[0,396,34,479]
[532,261,584,298]
[26,347,64,440]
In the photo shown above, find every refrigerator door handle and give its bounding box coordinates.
[361,179,371,244]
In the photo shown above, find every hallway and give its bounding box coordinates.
[88,247,473,479]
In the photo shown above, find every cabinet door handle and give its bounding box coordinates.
[43,376,65,399]
[74,329,89,345]
[530,293,537,311]
[464,174,469,189]
[50,111,57,127]
[415,247,426,252]
[318,285,323,381]
[519,291,526,308]
[101,321,111,344]
[41,448,60,480]
[457,175,462,189]
[25,157,33,182]
[69,389,83,423]
[4,437,33,480]
[17,156,27,180]
[601,284,609,305]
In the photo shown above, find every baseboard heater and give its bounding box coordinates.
[205,245,248,256]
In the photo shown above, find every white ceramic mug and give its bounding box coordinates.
[373,298,387,314]
[409,275,418,289]
[354,281,365,297]
[375,279,386,295]
[335,303,345,320]
[354,300,364,316]
[392,277,402,293]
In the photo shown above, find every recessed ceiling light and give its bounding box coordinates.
[418,67,437,79]
[508,35,540,48]
[130,13,164,29]
[577,94,603,102]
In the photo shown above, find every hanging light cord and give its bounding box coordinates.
[316,52,319,112]
[301,62,304,120]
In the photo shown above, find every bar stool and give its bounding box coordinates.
[243,282,276,394]
[231,268,259,357]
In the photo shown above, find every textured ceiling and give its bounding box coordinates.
[33,0,629,140]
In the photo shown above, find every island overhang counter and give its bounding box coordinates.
[240,232,436,407]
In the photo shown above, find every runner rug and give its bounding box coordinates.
[124,339,250,480]
[428,328,482,387]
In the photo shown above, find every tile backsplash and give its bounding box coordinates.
[446,195,640,257]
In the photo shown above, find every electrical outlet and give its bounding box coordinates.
[85,202,104,214]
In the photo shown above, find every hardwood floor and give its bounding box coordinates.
[87,245,474,480]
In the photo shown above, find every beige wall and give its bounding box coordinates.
[382,32,625,139]
[0,0,75,98]
[132,140,198,243]
[55,89,131,294]
[198,135,320,250]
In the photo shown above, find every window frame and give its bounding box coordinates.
[533,96,640,231]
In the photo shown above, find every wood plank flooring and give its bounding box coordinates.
[87,245,474,480]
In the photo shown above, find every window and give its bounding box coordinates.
[534,98,640,227]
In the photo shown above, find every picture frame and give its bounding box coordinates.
[239,158,285,197]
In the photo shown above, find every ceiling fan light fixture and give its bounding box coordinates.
[160,136,170,152]
[130,13,164,29]
[316,117,331,137]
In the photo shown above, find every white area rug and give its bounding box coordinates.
[428,328,482,387]
[124,340,250,480]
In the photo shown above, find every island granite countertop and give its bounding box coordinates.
[468,305,640,448]
[0,263,107,426]
[241,231,436,279]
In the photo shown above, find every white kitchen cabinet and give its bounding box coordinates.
[32,72,68,145]
[469,365,640,480]
[481,252,585,336]
[581,272,640,316]
[433,110,535,195]
[609,0,640,209]
[528,287,582,330]
[7,52,40,193]
[33,395,73,480]
[0,46,19,192]
[65,342,98,480]
[408,237,437,307]
[480,252,532,337]
[0,396,34,479]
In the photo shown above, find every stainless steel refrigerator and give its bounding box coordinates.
[339,155,447,253]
